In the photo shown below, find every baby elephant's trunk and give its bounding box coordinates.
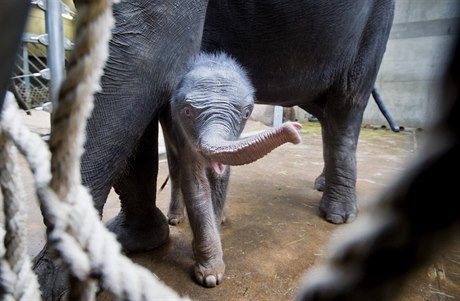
[198,121,302,166]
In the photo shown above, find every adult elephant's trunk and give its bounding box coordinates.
[198,121,302,166]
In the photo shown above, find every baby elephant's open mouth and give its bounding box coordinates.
[211,160,227,175]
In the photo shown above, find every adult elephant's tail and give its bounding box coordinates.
[372,86,400,132]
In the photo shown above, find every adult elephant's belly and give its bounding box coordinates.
[201,0,368,105]
[202,40,349,107]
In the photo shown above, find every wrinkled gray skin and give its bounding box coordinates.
[163,52,301,287]
[32,0,395,299]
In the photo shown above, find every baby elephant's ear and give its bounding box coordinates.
[198,121,302,166]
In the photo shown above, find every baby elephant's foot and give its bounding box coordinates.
[106,207,169,253]
[194,259,225,288]
[167,211,185,225]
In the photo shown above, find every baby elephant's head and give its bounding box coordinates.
[172,52,301,172]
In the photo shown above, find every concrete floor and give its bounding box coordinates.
[21,111,460,301]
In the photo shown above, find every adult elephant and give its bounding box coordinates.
[200,0,395,224]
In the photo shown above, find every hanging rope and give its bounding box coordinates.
[0,0,189,299]
[1,96,190,301]
[0,111,41,301]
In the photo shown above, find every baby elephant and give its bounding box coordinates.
[161,52,301,287]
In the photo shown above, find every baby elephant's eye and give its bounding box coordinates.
[182,106,193,118]
[242,108,252,120]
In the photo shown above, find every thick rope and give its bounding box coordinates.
[49,0,114,200]
[48,0,118,297]
[1,56,186,301]
[0,0,190,299]
[0,114,41,301]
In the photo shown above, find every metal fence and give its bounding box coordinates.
[10,0,75,110]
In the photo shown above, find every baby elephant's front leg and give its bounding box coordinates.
[182,167,225,287]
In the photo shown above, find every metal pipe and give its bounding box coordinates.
[23,45,31,100]
[45,0,65,111]
[273,105,283,127]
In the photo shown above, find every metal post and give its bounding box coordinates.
[45,0,65,110]
[273,105,283,127]
[22,45,31,99]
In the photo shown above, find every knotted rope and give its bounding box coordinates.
[0,0,189,299]
[0,114,41,301]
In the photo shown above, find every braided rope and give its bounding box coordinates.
[49,0,115,199]
[1,94,188,300]
[0,110,41,300]
[0,0,190,299]
[48,0,118,297]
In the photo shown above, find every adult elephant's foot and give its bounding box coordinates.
[106,207,169,253]
[319,195,358,224]
[32,247,69,301]
[194,259,225,288]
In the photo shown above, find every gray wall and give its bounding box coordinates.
[364,0,460,129]
[254,1,460,129]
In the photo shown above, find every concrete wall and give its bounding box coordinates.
[254,1,460,129]
[364,0,460,129]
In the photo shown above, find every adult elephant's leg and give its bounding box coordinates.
[181,161,224,287]
[106,118,169,252]
[315,0,393,224]
[160,111,186,225]
[318,102,365,224]
[33,86,166,301]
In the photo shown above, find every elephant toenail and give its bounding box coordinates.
[205,275,217,287]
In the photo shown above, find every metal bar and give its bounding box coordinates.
[0,0,31,114]
[22,45,31,100]
[45,0,65,109]
[273,106,283,127]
